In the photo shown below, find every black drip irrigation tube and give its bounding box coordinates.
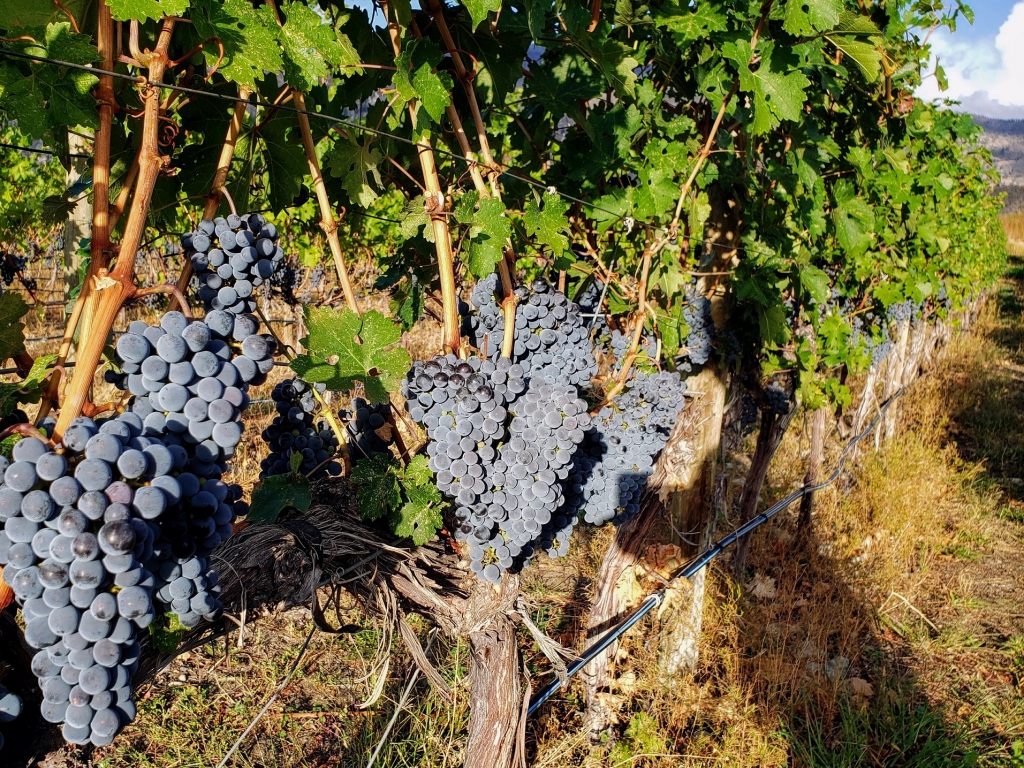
[528,385,907,716]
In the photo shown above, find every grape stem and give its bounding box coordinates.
[54,17,178,440]
[133,283,194,319]
[292,89,361,315]
[380,0,461,355]
[427,0,500,194]
[593,235,664,413]
[0,422,57,448]
[169,86,250,313]
[423,0,521,352]
[259,0,360,315]
[668,3,773,235]
[35,2,116,426]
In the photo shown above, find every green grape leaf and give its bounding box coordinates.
[0,291,30,361]
[462,0,502,30]
[291,307,411,404]
[456,194,511,278]
[800,264,831,306]
[273,1,361,90]
[524,192,571,260]
[393,40,452,124]
[522,0,549,40]
[825,36,881,83]
[108,0,190,22]
[41,194,77,225]
[0,0,89,31]
[327,136,383,207]
[832,180,874,257]
[259,116,307,211]
[192,0,282,89]
[0,353,56,422]
[564,15,639,98]
[393,480,443,545]
[401,454,433,487]
[350,452,401,522]
[824,12,883,81]
[413,66,454,124]
[400,196,433,241]
[390,276,424,331]
[782,0,841,36]
[655,1,728,47]
[0,24,100,140]
[723,40,809,135]
[149,614,186,654]
[249,473,312,525]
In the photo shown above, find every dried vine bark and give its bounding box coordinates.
[54,19,177,439]
[658,366,727,676]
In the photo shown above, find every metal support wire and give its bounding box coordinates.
[0,46,784,262]
[527,384,909,716]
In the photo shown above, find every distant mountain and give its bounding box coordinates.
[973,115,1024,212]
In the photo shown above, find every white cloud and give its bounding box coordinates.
[917,2,1024,118]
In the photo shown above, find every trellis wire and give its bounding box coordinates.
[527,382,911,715]
[0,47,779,263]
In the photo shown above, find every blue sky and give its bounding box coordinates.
[917,1,1024,119]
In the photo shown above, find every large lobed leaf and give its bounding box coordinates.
[291,306,411,404]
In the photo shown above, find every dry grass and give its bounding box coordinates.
[1002,213,1024,252]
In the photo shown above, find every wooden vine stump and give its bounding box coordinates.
[798,407,828,530]
[580,374,725,725]
[659,366,727,676]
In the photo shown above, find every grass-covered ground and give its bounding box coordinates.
[7,252,1024,768]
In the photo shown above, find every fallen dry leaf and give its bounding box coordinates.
[747,573,777,600]
[849,677,874,707]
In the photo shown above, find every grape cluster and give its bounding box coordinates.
[608,329,656,369]
[342,398,396,459]
[268,261,299,304]
[405,354,591,579]
[110,310,275,474]
[765,382,790,415]
[1,254,29,291]
[683,284,714,366]
[574,278,610,337]
[260,378,342,480]
[461,275,598,388]
[109,310,274,626]
[886,298,919,324]
[0,425,170,745]
[182,213,284,314]
[0,682,23,751]
[565,369,686,526]
[739,395,759,435]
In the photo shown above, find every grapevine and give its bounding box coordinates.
[0,0,1010,763]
